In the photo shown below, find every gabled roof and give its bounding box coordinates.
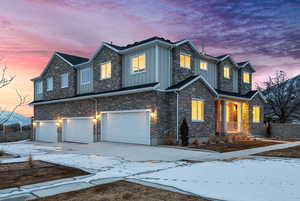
[214,54,238,67]
[56,52,89,65]
[104,36,175,51]
[214,54,229,60]
[215,89,257,99]
[215,89,267,103]
[166,75,218,96]
[237,61,256,72]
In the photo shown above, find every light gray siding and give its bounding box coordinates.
[194,58,217,88]
[77,66,93,94]
[232,69,238,92]
[122,45,156,87]
[158,45,171,89]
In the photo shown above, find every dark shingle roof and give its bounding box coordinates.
[167,75,199,90]
[56,52,89,65]
[237,61,249,67]
[105,36,176,51]
[215,89,257,99]
[214,54,229,60]
[31,82,159,104]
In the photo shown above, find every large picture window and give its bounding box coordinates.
[131,54,145,73]
[100,61,112,79]
[192,99,204,121]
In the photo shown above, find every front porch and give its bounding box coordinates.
[216,100,249,135]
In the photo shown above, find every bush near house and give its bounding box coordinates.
[180,118,189,146]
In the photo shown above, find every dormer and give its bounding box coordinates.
[237,61,256,95]
[216,55,240,93]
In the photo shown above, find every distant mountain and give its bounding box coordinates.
[0,111,31,125]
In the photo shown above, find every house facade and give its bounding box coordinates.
[31,37,266,145]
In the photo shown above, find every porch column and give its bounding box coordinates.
[220,100,227,135]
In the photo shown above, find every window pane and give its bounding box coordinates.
[224,67,230,78]
[253,106,260,122]
[185,55,191,68]
[180,55,185,67]
[139,55,145,70]
[107,62,111,78]
[61,73,68,88]
[192,101,197,120]
[47,77,53,91]
[200,61,207,70]
[132,57,139,72]
[197,101,203,120]
[243,72,250,83]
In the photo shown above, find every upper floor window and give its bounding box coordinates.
[192,99,204,121]
[131,54,145,73]
[61,73,69,88]
[224,66,230,79]
[253,106,260,123]
[100,61,112,79]
[243,72,250,83]
[46,77,53,91]
[36,81,43,94]
[200,61,208,71]
[180,53,191,68]
[80,68,91,85]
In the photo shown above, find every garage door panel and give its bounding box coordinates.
[36,121,58,142]
[102,111,150,145]
[63,118,94,143]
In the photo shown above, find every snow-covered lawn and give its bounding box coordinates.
[133,158,300,201]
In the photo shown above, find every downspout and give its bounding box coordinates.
[175,90,179,143]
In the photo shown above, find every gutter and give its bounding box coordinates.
[29,87,156,106]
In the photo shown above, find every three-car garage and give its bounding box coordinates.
[35,110,151,145]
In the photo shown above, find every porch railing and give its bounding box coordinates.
[216,121,243,133]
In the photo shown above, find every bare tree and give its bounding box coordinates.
[257,71,300,123]
[0,60,28,124]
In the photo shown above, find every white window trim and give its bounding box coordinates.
[36,81,43,94]
[224,66,230,79]
[130,53,146,74]
[46,77,53,91]
[180,52,191,69]
[243,71,250,83]
[252,105,260,123]
[192,98,205,122]
[199,60,208,71]
[61,73,69,88]
[80,68,91,85]
[100,61,112,80]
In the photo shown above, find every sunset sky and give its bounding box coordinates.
[0,0,299,117]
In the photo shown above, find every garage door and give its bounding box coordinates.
[101,110,150,145]
[36,121,58,142]
[63,118,94,143]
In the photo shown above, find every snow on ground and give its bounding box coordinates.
[0,141,60,156]
[132,158,300,201]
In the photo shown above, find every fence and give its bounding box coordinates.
[270,123,300,139]
[0,123,32,142]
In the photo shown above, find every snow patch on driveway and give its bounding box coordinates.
[133,158,300,201]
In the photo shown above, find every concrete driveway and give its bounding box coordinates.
[34,141,214,161]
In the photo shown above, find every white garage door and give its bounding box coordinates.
[36,121,58,142]
[101,110,150,145]
[63,118,94,143]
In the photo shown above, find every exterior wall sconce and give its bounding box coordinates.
[151,109,157,120]
[56,119,62,127]
[32,121,37,127]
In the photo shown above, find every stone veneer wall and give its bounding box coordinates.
[36,56,77,101]
[270,123,300,139]
[34,91,169,145]
[249,94,265,136]
[92,46,122,93]
[171,43,196,86]
[167,79,216,143]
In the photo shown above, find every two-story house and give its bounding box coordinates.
[30,36,266,145]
